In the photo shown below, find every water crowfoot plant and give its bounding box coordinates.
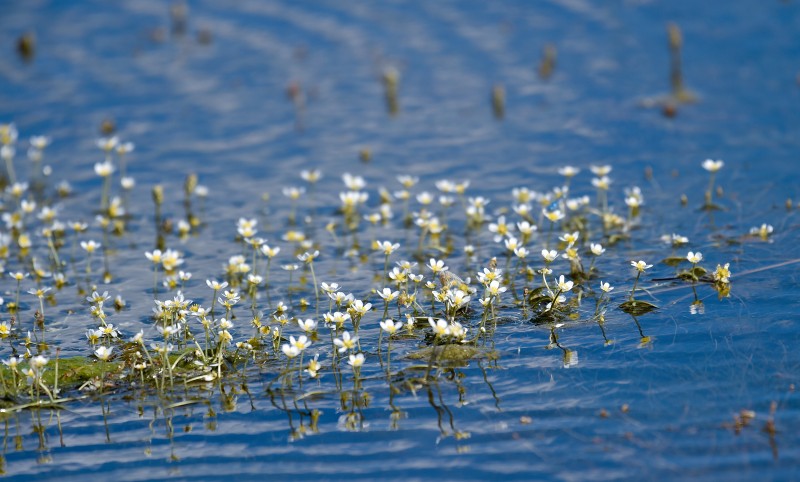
[620,260,657,315]
[0,121,786,474]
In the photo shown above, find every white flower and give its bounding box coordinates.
[282,186,305,200]
[416,191,434,205]
[517,221,536,236]
[590,165,612,176]
[289,335,311,351]
[349,299,371,316]
[81,240,101,253]
[298,318,318,332]
[429,317,449,336]
[427,258,448,274]
[446,289,471,310]
[590,243,605,256]
[687,251,703,264]
[377,288,399,302]
[348,353,365,368]
[31,355,49,370]
[559,231,579,245]
[95,346,113,361]
[30,135,51,150]
[487,280,507,297]
[160,249,184,271]
[261,244,281,258]
[3,357,20,369]
[96,136,119,152]
[558,166,580,177]
[94,161,115,177]
[750,224,773,239]
[320,282,340,293]
[556,275,574,293]
[333,331,358,353]
[397,175,418,188]
[324,311,351,327]
[376,240,400,256]
[342,173,366,190]
[714,263,731,284]
[504,236,519,252]
[631,260,653,272]
[543,208,564,222]
[298,250,319,263]
[116,141,135,155]
[542,249,558,262]
[206,279,228,290]
[380,319,403,335]
[281,343,300,358]
[305,354,321,378]
[146,249,163,264]
[701,159,724,172]
[448,321,467,340]
[591,176,611,190]
[600,281,614,293]
[300,169,322,183]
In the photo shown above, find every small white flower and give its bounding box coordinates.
[348,353,365,368]
[429,317,449,336]
[380,319,403,335]
[558,166,580,177]
[300,169,322,183]
[687,251,703,264]
[289,335,311,351]
[556,275,574,293]
[377,287,399,302]
[542,249,558,262]
[95,346,113,361]
[701,159,724,172]
[94,161,115,177]
[333,331,358,353]
[487,280,506,297]
[427,258,448,274]
[281,344,300,358]
[298,318,318,332]
[376,240,400,256]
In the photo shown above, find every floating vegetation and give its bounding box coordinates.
[0,117,794,472]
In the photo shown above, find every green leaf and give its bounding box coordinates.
[619,300,658,316]
[661,256,686,267]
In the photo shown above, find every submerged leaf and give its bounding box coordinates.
[619,300,658,316]
[407,344,492,364]
[661,256,686,267]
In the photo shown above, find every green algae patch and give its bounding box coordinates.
[0,356,123,395]
[51,356,124,389]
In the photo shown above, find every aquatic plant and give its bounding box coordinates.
[2,124,795,460]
